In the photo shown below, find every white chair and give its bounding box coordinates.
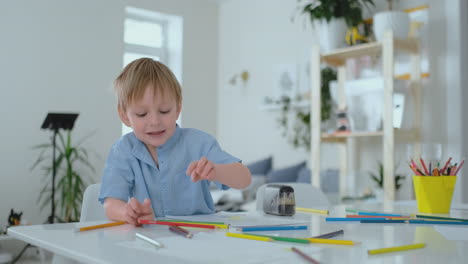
[255,183,329,211]
[80,183,106,222]
[53,183,106,264]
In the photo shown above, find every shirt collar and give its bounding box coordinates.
[130,124,181,168]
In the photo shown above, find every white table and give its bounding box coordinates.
[8,202,468,264]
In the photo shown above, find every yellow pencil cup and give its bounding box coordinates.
[413,176,456,214]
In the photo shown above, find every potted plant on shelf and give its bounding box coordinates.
[31,130,96,222]
[276,67,336,151]
[372,0,410,41]
[369,161,406,200]
[297,0,375,51]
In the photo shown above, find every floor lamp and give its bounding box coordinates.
[41,112,79,224]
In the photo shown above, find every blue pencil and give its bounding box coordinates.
[408,220,468,225]
[360,219,406,223]
[326,217,387,222]
[358,212,403,217]
[239,225,308,232]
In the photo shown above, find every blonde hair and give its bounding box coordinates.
[114,58,182,111]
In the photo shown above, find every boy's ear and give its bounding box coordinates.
[118,106,131,127]
[176,102,182,117]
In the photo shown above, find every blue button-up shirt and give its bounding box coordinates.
[99,125,240,217]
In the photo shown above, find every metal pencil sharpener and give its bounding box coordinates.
[263,184,295,216]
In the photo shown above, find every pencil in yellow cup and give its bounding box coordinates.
[368,243,426,255]
[74,221,126,232]
[296,207,329,215]
[307,238,357,245]
[226,232,272,242]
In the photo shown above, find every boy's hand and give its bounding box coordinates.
[186,156,216,182]
[124,198,154,226]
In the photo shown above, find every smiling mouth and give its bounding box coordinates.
[148,130,165,136]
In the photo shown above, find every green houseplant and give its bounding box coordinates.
[369,161,406,191]
[298,0,375,28]
[31,130,95,222]
[297,0,375,49]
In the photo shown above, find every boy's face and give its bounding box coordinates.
[119,86,181,150]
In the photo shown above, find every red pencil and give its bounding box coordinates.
[420,158,429,175]
[453,159,465,176]
[291,247,320,264]
[138,219,217,229]
[440,157,452,175]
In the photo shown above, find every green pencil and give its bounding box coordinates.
[157,219,225,225]
[415,215,468,222]
[244,233,310,244]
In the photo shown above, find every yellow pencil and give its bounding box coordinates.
[170,221,229,229]
[74,221,126,232]
[296,207,329,215]
[226,232,273,242]
[307,238,357,245]
[368,243,426,255]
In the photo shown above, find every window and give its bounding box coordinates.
[121,7,183,135]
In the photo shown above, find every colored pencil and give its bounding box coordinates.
[74,221,126,232]
[440,157,452,175]
[408,220,468,225]
[139,219,217,229]
[346,215,409,219]
[367,243,425,255]
[239,225,308,232]
[415,214,468,222]
[346,208,406,217]
[420,158,429,175]
[296,207,329,215]
[291,247,321,264]
[307,238,357,245]
[453,159,465,175]
[169,226,193,239]
[244,233,310,244]
[226,232,272,242]
[158,219,225,225]
[312,230,344,239]
[135,232,164,248]
[358,212,404,217]
[165,221,228,229]
[326,217,387,222]
[360,220,406,223]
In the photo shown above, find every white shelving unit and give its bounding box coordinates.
[310,31,422,200]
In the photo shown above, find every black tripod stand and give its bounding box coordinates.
[41,113,79,224]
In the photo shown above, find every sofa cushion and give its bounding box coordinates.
[266,161,306,183]
[246,156,273,175]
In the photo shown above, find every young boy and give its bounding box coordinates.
[99,58,251,225]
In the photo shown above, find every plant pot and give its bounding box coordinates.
[373,11,410,41]
[313,18,347,52]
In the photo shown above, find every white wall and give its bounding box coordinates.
[217,0,466,201]
[0,0,218,224]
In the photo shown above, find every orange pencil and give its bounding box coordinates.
[74,221,126,232]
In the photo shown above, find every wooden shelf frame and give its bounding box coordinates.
[310,31,422,201]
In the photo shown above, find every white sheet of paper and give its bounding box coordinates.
[435,226,468,241]
[165,211,308,227]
